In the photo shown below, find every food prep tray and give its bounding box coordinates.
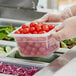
[9,24,59,57]
[0,57,48,76]
[0,73,12,76]
[0,57,48,70]
[0,40,17,57]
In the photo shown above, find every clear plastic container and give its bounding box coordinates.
[9,26,59,57]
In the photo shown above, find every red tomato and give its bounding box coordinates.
[18,28,23,33]
[39,47,46,53]
[22,24,28,29]
[28,42,34,46]
[33,31,37,34]
[32,50,36,54]
[49,25,55,30]
[36,52,41,56]
[30,22,37,27]
[32,47,37,51]
[30,52,35,56]
[38,31,46,34]
[36,26,42,32]
[29,27,36,33]
[24,51,29,56]
[18,42,26,48]
[26,46,31,51]
[42,24,49,32]
[43,51,50,56]
[23,27,29,34]
[41,42,47,48]
[31,47,37,53]
[34,43,41,48]
[14,31,20,34]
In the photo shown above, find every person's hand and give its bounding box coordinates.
[33,13,63,23]
[53,17,76,41]
[33,6,74,24]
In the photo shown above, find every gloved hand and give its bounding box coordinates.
[33,13,63,23]
[53,17,76,41]
[33,7,73,23]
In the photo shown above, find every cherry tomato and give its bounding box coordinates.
[34,43,41,48]
[22,24,28,29]
[23,27,29,34]
[31,47,37,53]
[49,25,55,30]
[18,42,26,48]
[29,27,36,33]
[42,24,49,32]
[32,47,37,51]
[36,26,42,32]
[28,42,34,46]
[26,46,31,51]
[41,42,47,48]
[32,31,37,34]
[30,52,35,56]
[39,47,46,53]
[24,51,29,56]
[36,52,41,56]
[30,22,37,27]
[38,31,46,34]
[14,31,20,34]
[18,28,23,33]
[43,51,50,56]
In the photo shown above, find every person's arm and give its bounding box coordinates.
[53,16,76,41]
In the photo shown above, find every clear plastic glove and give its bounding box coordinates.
[53,17,76,41]
[33,13,63,23]
[33,7,73,23]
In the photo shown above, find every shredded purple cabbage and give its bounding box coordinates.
[0,62,39,76]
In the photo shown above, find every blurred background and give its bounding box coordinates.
[0,0,76,21]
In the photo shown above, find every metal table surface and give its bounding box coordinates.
[34,46,76,76]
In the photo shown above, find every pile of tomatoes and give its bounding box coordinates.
[14,22,59,57]
[14,22,55,34]
[18,41,58,57]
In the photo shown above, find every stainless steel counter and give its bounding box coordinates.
[34,46,76,76]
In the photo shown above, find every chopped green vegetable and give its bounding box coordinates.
[61,38,76,49]
[60,42,67,48]
[5,46,12,53]
[0,45,13,56]
[0,24,16,41]
[0,33,7,40]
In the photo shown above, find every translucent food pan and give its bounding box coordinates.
[9,26,60,57]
